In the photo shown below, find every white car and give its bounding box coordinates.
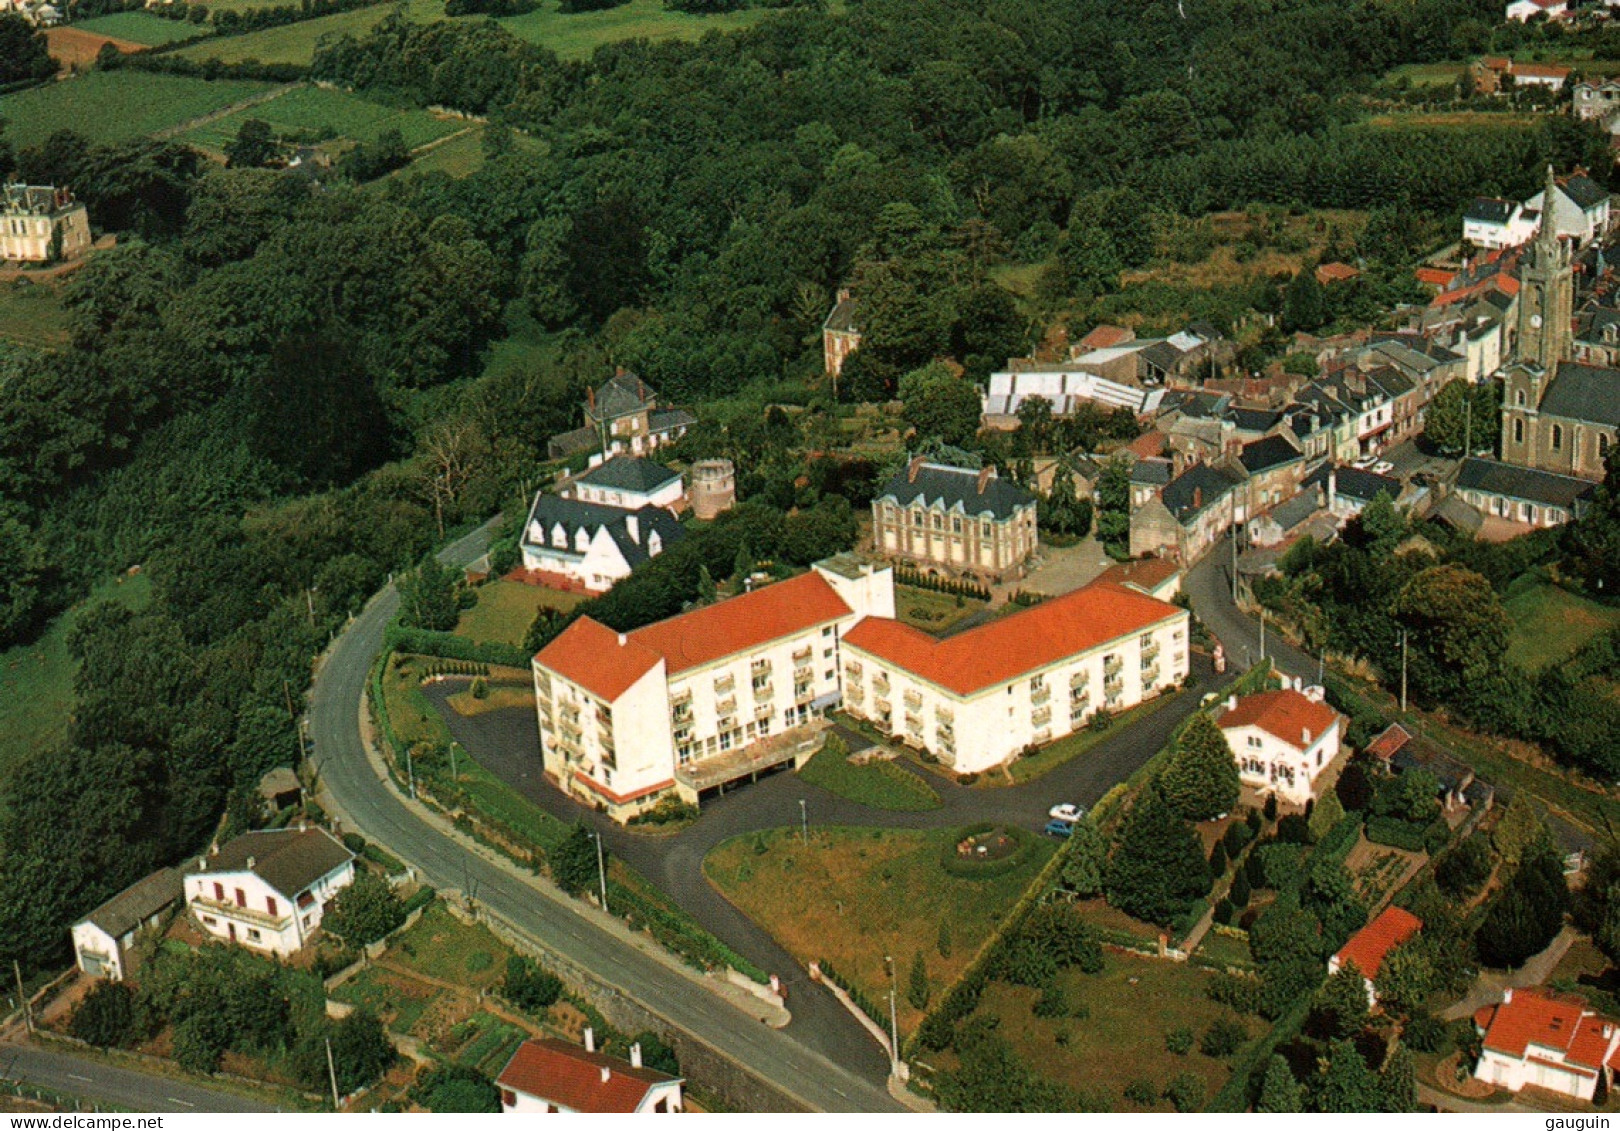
[1372,460,1395,475]
[1049,803,1084,823]
[1352,453,1378,470]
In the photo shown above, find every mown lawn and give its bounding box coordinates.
[179,84,463,153]
[0,282,71,352]
[0,572,150,791]
[894,584,985,633]
[948,951,1261,1111]
[75,11,212,44]
[386,901,510,990]
[455,579,582,648]
[798,743,940,811]
[1503,580,1620,672]
[704,826,1053,1033]
[0,70,274,148]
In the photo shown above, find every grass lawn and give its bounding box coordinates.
[704,825,1054,1033]
[0,71,274,149]
[455,579,582,647]
[894,584,985,633]
[0,572,150,791]
[386,125,487,179]
[0,282,71,352]
[1363,111,1541,131]
[332,964,442,1034]
[957,952,1261,1111]
[1194,930,1254,970]
[1005,689,1184,786]
[178,84,463,154]
[446,682,534,717]
[797,744,940,812]
[1383,61,1466,88]
[1503,580,1620,672]
[387,901,511,991]
[74,11,211,44]
[172,0,444,63]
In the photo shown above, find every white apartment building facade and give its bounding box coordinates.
[840,581,1190,773]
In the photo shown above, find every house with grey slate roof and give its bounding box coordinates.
[1451,456,1596,529]
[547,371,696,461]
[565,455,684,512]
[871,458,1038,581]
[184,827,354,957]
[71,867,184,981]
[520,493,685,593]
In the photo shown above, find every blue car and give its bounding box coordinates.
[1043,819,1074,838]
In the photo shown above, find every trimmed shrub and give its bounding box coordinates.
[1166,1026,1194,1055]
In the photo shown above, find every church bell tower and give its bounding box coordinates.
[1516,165,1575,373]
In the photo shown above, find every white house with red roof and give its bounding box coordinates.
[839,578,1189,772]
[1328,904,1422,1008]
[1474,989,1620,1100]
[497,1035,683,1113]
[532,557,896,820]
[1216,683,1342,805]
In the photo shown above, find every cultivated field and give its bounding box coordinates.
[1504,579,1620,672]
[73,11,211,45]
[0,71,274,148]
[178,84,464,153]
[173,0,771,66]
[43,24,146,68]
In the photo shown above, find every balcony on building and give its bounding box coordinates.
[872,673,891,695]
[903,689,923,712]
[1031,684,1051,707]
[714,675,736,698]
[1104,656,1123,678]
[753,679,774,702]
[844,661,863,681]
[1141,639,1161,665]
[190,896,291,933]
[1032,706,1052,728]
[674,718,829,802]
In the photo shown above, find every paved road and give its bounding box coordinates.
[1184,555,1318,682]
[0,1041,278,1113]
[308,524,903,1114]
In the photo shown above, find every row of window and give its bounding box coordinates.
[1508,415,1611,459]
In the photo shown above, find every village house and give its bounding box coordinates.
[1451,457,1596,530]
[1504,0,1568,21]
[1525,172,1612,248]
[518,493,685,594]
[497,1034,683,1114]
[1303,464,1405,521]
[183,827,355,956]
[1575,79,1620,122]
[1,184,91,264]
[980,368,1161,426]
[1474,989,1620,1101]
[71,867,184,982]
[1366,722,1489,812]
[1128,461,1244,564]
[561,455,684,512]
[840,578,1189,773]
[547,372,696,462]
[532,559,895,821]
[1328,905,1423,1008]
[870,459,1038,582]
[1463,197,1539,251]
[1217,683,1342,805]
[822,287,861,381]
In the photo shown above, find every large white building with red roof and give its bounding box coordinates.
[533,558,896,819]
[497,1036,683,1113]
[1474,988,1620,1101]
[1216,683,1343,805]
[839,580,1189,772]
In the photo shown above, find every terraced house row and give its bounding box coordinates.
[531,555,1189,821]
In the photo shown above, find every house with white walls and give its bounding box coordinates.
[183,827,355,956]
[1216,683,1342,805]
[71,867,184,982]
[497,1034,682,1113]
[1328,905,1423,1008]
[1474,989,1620,1101]
[564,456,684,512]
[518,493,685,593]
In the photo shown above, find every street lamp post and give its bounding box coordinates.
[799,799,808,845]
[594,831,609,915]
[884,955,900,1078]
[405,745,417,800]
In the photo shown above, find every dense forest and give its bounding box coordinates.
[0,0,1610,973]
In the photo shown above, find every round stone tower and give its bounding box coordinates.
[689,459,736,520]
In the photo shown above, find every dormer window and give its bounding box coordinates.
[575,527,590,552]
[551,523,567,548]
[648,531,663,557]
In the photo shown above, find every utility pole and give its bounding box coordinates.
[799,799,808,846]
[406,746,417,800]
[884,955,900,1079]
[306,586,316,628]
[594,832,609,915]
[1400,629,1409,713]
[1259,607,1267,662]
[449,741,460,783]
[324,1036,340,1111]
[1463,394,1472,459]
[13,962,30,1036]
[1230,523,1239,602]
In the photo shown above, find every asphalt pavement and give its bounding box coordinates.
[308,523,903,1113]
[0,1041,279,1113]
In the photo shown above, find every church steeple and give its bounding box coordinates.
[1517,164,1574,372]
[1537,164,1560,255]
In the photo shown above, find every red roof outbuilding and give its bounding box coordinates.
[1333,905,1422,981]
[497,1038,681,1113]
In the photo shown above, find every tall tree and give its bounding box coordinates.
[898,362,982,447]
[1258,1055,1304,1113]
[224,119,279,170]
[0,14,57,86]
[1061,813,1106,897]
[1104,785,1211,926]
[1158,713,1241,822]
[397,553,460,632]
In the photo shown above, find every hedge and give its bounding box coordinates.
[385,623,531,668]
[938,823,1041,879]
[818,958,890,1032]
[605,878,768,984]
[1312,814,1363,870]
[402,887,436,915]
[1365,815,1427,852]
[1206,992,1313,1112]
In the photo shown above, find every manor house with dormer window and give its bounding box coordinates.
[870,458,1037,582]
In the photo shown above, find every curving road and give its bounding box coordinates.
[0,1041,279,1113]
[308,523,903,1113]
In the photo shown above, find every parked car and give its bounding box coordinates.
[1352,453,1378,470]
[1043,819,1075,838]
[1048,803,1084,822]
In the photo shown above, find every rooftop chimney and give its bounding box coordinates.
[584,1027,595,1053]
[198,856,207,872]
[246,856,256,871]
[1193,486,1203,509]
[617,634,627,647]
[625,513,640,544]
[1303,727,1312,745]
[600,1066,612,1084]
[1227,695,1238,712]
[976,466,994,495]
[630,1043,642,1069]
[907,456,926,483]
[1503,989,1514,1005]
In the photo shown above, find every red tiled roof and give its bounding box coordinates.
[1333,905,1422,981]
[534,616,663,703]
[1513,62,1571,78]
[1125,431,1168,459]
[1477,991,1619,1068]
[843,580,1182,697]
[1415,266,1456,287]
[497,1039,678,1113]
[1096,556,1181,595]
[1315,262,1360,284]
[1079,324,1133,350]
[628,570,851,676]
[1365,722,1412,761]
[1217,688,1339,750]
